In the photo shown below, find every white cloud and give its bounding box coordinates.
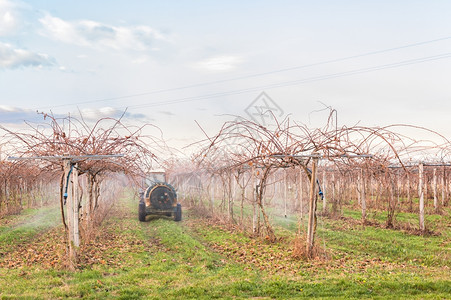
[79,107,116,120]
[131,55,149,64]
[0,42,55,69]
[0,0,20,36]
[158,111,175,116]
[196,55,244,71]
[0,105,45,124]
[0,106,149,126]
[39,13,167,52]
[0,105,17,112]
[78,107,147,121]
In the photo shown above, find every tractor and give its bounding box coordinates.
[138,170,181,222]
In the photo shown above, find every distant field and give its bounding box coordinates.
[0,193,450,299]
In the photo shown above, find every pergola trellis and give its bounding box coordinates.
[189,108,451,259]
[271,153,374,256]
[8,154,123,269]
[388,161,451,231]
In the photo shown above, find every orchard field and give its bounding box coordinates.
[0,189,450,299]
[1,112,451,299]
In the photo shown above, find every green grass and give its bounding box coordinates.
[189,213,451,299]
[321,222,450,266]
[343,207,443,224]
[0,193,450,299]
[0,205,60,251]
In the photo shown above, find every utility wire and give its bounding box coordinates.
[38,35,451,110]
[119,51,451,111]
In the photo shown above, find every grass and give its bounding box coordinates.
[0,193,450,299]
[0,205,60,252]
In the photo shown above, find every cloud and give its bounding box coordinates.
[78,107,149,121]
[0,106,152,127]
[39,13,167,52]
[0,42,55,69]
[196,55,244,71]
[0,0,20,36]
[0,105,46,124]
[158,111,175,116]
[79,107,122,120]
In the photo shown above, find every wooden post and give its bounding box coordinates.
[338,177,341,211]
[84,175,91,231]
[331,172,336,214]
[376,178,381,209]
[360,168,366,223]
[232,173,237,220]
[252,167,257,234]
[227,174,232,222]
[284,170,288,218]
[72,163,80,248]
[424,172,428,202]
[357,171,361,206]
[396,170,400,206]
[443,166,448,207]
[63,159,77,269]
[433,168,438,211]
[371,176,374,206]
[407,173,412,211]
[210,176,215,210]
[419,163,425,232]
[294,170,299,211]
[306,155,318,258]
[322,169,327,213]
[299,167,303,220]
[241,174,245,226]
[441,169,446,208]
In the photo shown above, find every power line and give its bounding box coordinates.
[119,51,451,111]
[37,35,451,110]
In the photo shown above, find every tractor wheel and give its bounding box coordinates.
[174,203,182,222]
[139,202,146,222]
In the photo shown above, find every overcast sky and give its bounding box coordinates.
[1,0,451,152]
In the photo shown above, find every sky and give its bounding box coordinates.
[1,0,451,155]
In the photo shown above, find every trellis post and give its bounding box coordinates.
[419,163,425,232]
[322,169,327,213]
[306,154,318,258]
[252,166,257,233]
[63,158,77,269]
[72,163,80,248]
[360,168,366,223]
[299,167,303,220]
[433,168,438,211]
[284,170,288,218]
[210,176,215,211]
